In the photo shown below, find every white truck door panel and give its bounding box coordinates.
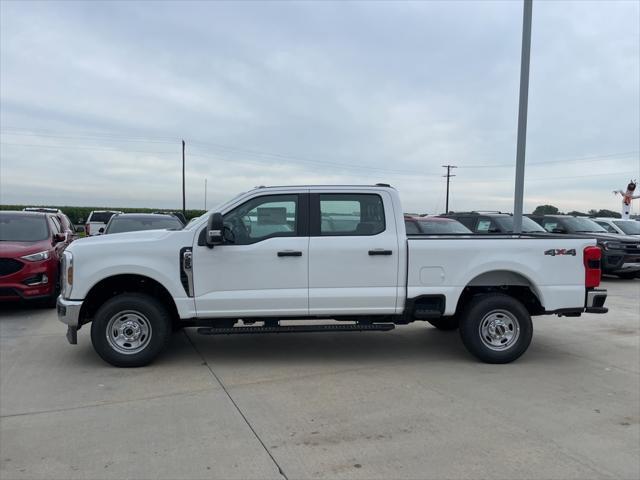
[192,193,309,317]
[309,191,399,314]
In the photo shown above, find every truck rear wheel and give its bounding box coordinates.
[90,293,171,367]
[458,293,532,364]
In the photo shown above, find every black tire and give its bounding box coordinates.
[458,293,532,364]
[90,293,171,367]
[616,272,637,280]
[427,317,459,331]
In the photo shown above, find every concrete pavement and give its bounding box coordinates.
[1,278,638,479]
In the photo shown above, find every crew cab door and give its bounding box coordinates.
[192,193,309,317]
[308,191,400,315]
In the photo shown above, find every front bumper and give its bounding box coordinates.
[602,250,640,274]
[0,258,58,301]
[57,296,83,328]
[57,296,83,345]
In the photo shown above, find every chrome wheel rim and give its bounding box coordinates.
[106,310,152,355]
[479,309,520,351]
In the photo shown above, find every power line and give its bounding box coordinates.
[2,128,636,174]
[1,141,633,184]
[458,150,639,169]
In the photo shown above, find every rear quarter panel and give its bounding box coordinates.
[406,236,595,314]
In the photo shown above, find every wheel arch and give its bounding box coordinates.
[79,274,179,326]
[455,269,544,316]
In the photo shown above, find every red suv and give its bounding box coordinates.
[0,211,72,306]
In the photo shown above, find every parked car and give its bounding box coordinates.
[404,215,472,234]
[23,207,76,240]
[592,217,640,237]
[441,211,547,234]
[57,185,607,367]
[0,211,72,305]
[152,211,187,225]
[85,210,122,236]
[528,214,640,279]
[102,213,184,235]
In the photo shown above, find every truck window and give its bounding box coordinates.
[319,194,385,236]
[223,195,298,245]
[595,221,617,234]
[542,220,558,232]
[476,217,500,233]
[455,216,476,230]
[404,220,420,234]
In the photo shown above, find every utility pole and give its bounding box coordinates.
[442,165,457,214]
[182,139,186,215]
[513,0,533,233]
[204,178,207,210]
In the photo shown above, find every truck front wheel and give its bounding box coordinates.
[90,293,171,367]
[459,293,532,364]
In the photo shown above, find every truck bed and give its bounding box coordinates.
[406,235,595,314]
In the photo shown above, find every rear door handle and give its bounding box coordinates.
[277,250,303,257]
[369,249,392,256]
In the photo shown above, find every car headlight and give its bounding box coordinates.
[20,250,50,262]
[602,241,624,251]
[61,251,73,299]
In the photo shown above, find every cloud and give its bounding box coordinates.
[1,0,638,215]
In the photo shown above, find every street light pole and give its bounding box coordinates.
[513,0,533,233]
[182,139,186,216]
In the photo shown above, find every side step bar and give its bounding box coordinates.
[197,323,395,335]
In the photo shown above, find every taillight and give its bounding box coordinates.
[584,246,601,288]
[85,224,90,235]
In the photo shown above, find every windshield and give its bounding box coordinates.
[106,216,183,234]
[183,191,249,230]
[0,214,49,242]
[614,220,640,235]
[560,217,607,233]
[494,216,546,233]
[416,219,471,234]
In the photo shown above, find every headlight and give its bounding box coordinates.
[61,251,74,299]
[21,250,50,262]
[602,241,624,251]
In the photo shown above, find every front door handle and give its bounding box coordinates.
[369,249,393,256]
[277,250,303,257]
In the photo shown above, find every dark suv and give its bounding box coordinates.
[441,212,547,234]
[527,215,640,279]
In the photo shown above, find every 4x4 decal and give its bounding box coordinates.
[544,248,576,256]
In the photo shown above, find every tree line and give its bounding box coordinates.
[531,205,621,218]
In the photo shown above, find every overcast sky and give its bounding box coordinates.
[1,0,639,214]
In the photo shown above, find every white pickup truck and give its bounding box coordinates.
[57,185,608,367]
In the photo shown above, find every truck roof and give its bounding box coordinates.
[253,184,395,191]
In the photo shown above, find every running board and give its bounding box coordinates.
[197,323,395,335]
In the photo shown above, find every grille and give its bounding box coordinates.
[622,243,640,253]
[0,287,18,297]
[0,258,24,277]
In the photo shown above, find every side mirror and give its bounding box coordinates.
[53,233,66,243]
[206,213,224,248]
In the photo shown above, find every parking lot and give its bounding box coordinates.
[0,278,638,480]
